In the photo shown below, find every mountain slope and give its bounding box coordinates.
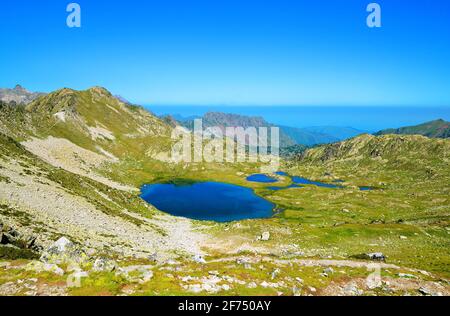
[0,87,178,187]
[0,85,45,105]
[177,111,351,147]
[179,111,297,148]
[298,133,450,175]
[375,119,450,139]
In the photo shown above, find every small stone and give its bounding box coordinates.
[399,235,408,240]
[323,267,334,274]
[260,232,270,241]
[398,273,417,279]
[271,268,281,280]
[193,254,206,264]
[148,253,158,262]
[222,284,231,291]
[343,284,363,296]
[93,258,117,272]
[419,287,432,296]
[247,282,257,289]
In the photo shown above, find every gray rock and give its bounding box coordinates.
[40,237,88,266]
[93,258,117,272]
[352,252,386,262]
[25,261,64,276]
[323,267,334,274]
[116,265,154,284]
[271,268,281,280]
[366,253,386,261]
[343,284,363,296]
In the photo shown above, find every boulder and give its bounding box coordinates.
[93,258,117,272]
[25,261,64,276]
[352,252,386,262]
[116,265,154,284]
[40,237,89,266]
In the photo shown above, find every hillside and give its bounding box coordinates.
[375,119,450,139]
[1,87,449,296]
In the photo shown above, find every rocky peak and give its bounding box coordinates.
[14,84,28,92]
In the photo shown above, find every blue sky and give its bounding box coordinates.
[0,0,449,106]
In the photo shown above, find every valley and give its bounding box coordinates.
[0,87,449,296]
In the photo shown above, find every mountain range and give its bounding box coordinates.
[170,112,366,147]
[1,85,449,296]
[375,119,450,139]
[0,85,46,105]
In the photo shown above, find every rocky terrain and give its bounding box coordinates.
[0,85,45,105]
[1,86,449,296]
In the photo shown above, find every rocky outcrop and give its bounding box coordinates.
[0,221,41,259]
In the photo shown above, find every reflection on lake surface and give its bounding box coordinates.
[246,174,278,183]
[140,181,275,222]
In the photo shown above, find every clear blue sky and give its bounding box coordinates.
[1,0,449,106]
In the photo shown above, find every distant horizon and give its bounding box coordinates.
[147,104,450,131]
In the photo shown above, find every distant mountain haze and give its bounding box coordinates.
[0,84,46,105]
[173,111,366,147]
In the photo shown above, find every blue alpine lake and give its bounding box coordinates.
[246,172,343,191]
[246,174,278,183]
[140,181,275,222]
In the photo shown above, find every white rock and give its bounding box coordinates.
[193,254,206,264]
[222,284,231,291]
[50,237,73,253]
[261,232,271,241]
